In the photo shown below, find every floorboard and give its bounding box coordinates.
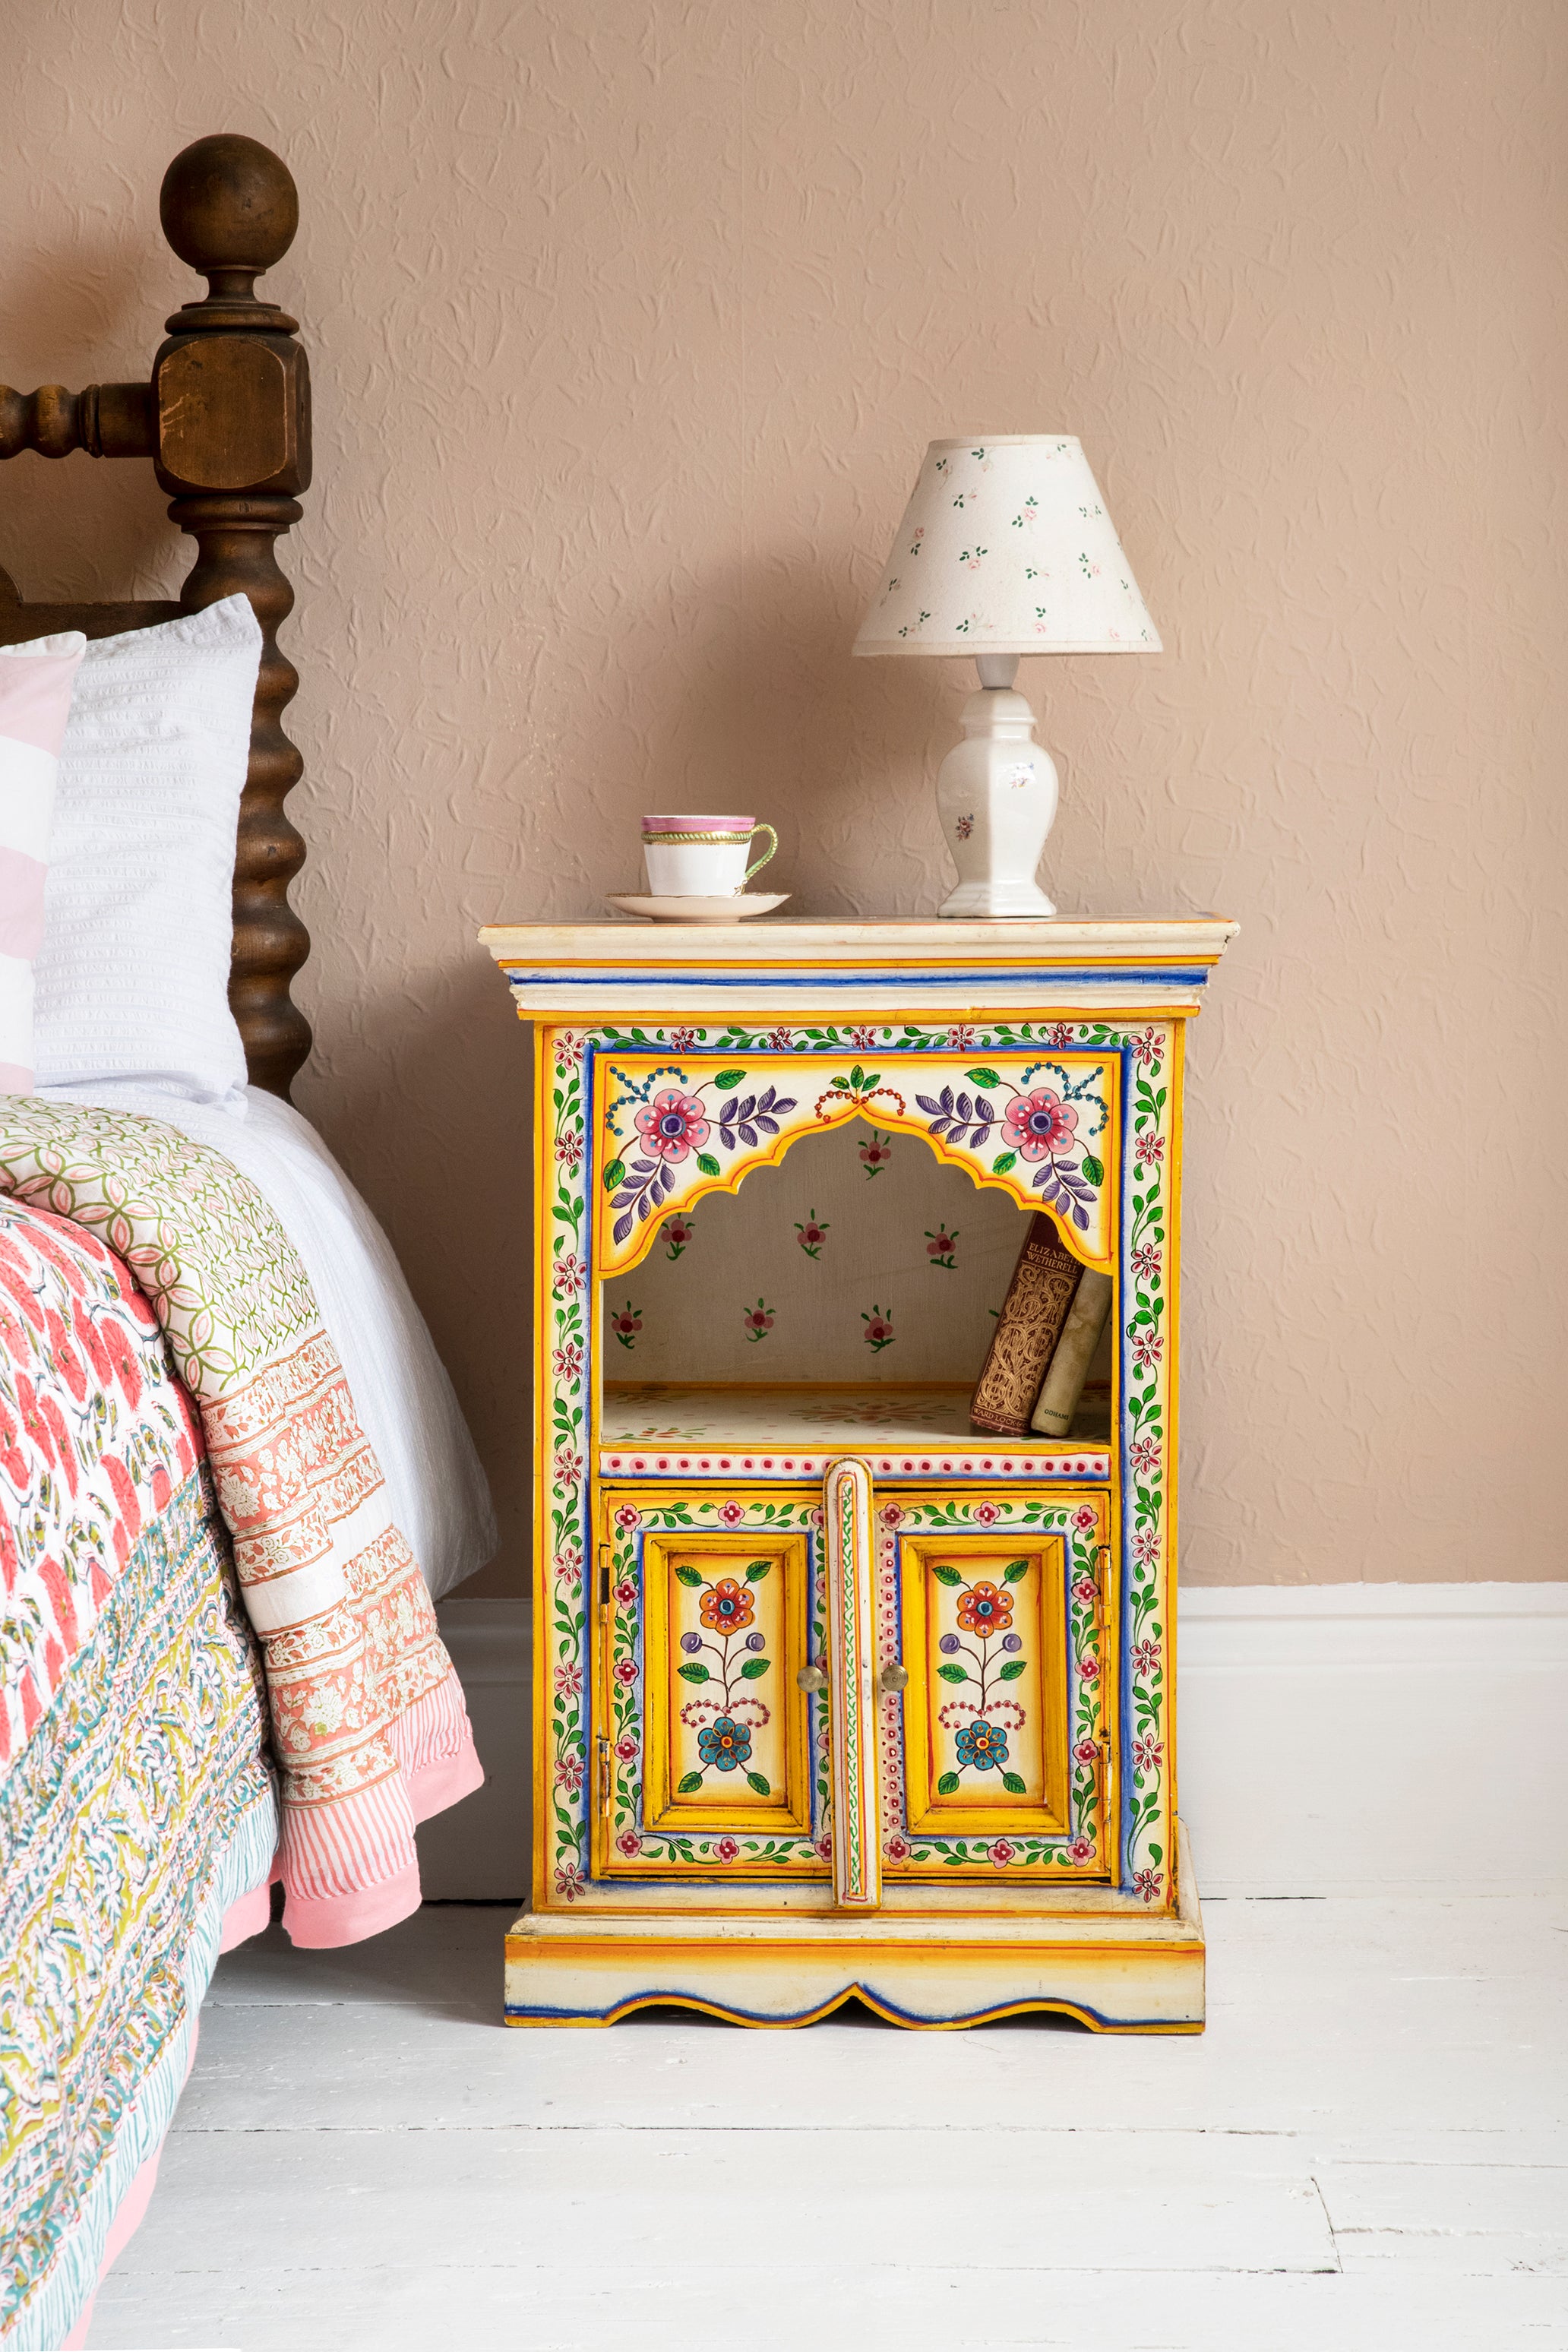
[87,1894,1568,2350]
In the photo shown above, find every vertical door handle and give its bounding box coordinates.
[822,1456,881,1911]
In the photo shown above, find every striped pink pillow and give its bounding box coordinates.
[0,631,85,1092]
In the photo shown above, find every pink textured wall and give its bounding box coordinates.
[2,2,1563,1587]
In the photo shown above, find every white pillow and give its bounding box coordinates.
[33,595,264,1108]
[0,630,85,1092]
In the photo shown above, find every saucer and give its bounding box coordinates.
[605,892,792,923]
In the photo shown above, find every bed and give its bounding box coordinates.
[0,135,495,2348]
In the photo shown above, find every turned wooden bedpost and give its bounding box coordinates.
[156,135,313,1099]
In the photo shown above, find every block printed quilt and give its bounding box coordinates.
[0,1099,482,2347]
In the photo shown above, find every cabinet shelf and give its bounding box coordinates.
[599,1381,1112,1481]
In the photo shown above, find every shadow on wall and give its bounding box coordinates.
[295,955,533,1601]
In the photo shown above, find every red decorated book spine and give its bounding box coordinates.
[969,1212,1083,1436]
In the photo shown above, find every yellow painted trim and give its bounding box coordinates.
[531,1027,558,1911]
[504,1986,1203,2034]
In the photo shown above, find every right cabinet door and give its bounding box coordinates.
[878,1485,1114,1886]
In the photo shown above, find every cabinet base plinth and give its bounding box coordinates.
[504,1828,1205,2033]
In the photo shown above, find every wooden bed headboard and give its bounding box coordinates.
[0,134,312,1100]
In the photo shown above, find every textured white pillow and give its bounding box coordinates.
[33,596,263,1108]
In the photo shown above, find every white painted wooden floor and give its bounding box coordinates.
[90,1895,1567,2351]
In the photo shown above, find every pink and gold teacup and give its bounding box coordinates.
[640,814,778,898]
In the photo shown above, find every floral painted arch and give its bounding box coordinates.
[594,1051,1118,1280]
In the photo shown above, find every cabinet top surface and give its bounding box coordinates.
[480,915,1239,969]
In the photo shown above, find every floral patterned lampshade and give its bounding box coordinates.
[852,435,1162,659]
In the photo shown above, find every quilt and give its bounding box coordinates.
[0,1101,484,2346]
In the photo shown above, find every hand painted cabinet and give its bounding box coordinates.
[481,917,1236,2030]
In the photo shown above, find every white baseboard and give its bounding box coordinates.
[418,1585,1568,1902]
[1178,1582,1568,1896]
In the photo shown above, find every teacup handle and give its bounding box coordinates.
[744,823,779,885]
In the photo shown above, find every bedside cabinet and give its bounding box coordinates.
[480,917,1236,2029]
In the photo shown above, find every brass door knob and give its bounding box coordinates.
[878,1661,910,1694]
[796,1661,829,1694]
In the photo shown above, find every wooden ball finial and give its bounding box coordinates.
[160,134,298,299]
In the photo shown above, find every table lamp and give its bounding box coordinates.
[852,435,1161,916]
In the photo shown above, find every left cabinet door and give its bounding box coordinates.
[594,1485,833,1883]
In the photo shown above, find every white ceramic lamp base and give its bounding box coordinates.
[934,656,1058,918]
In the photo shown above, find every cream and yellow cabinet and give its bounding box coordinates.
[481,917,1236,2030]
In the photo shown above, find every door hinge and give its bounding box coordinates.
[598,1543,612,1608]
[597,1735,612,1805]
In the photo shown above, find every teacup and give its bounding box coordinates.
[641,814,778,899]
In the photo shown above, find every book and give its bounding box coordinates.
[969,1213,1084,1435]
[1030,1268,1114,1437]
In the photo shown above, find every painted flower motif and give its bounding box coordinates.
[946,1025,977,1049]
[717,1499,747,1526]
[1128,1434,1161,1475]
[555,1545,583,1588]
[987,1838,1019,1868]
[555,1753,584,1795]
[668,1027,700,1052]
[552,1035,583,1072]
[1067,1836,1096,1865]
[700,1579,755,1633]
[861,1306,895,1351]
[972,1500,1000,1525]
[615,1829,642,1857]
[552,1662,583,1696]
[1133,1734,1164,1774]
[1077,1655,1101,1681]
[634,1089,710,1162]
[552,1250,587,1296]
[814,1832,833,1861]
[956,1582,1013,1636]
[698,1717,753,1772]
[615,1504,641,1530]
[1072,1504,1098,1532]
[1133,1868,1163,1905]
[858,1133,893,1178]
[552,1339,583,1382]
[795,1213,830,1257]
[955,814,974,841]
[1132,1638,1162,1674]
[613,1658,639,1687]
[1071,1576,1097,1605]
[1073,1737,1100,1766]
[1133,1130,1165,1166]
[662,1216,696,1260]
[925,1228,958,1268]
[767,1026,795,1051]
[1003,1088,1079,1161]
[1129,1026,1162,1068]
[609,1304,643,1350]
[885,1835,912,1864]
[554,1128,584,1171]
[615,1580,637,1606]
[713,1835,741,1864]
[954,1718,1009,1772]
[553,1447,584,1486]
[1133,1529,1161,1566]
[848,1026,880,1050]
[1132,1331,1165,1370]
[742,1298,776,1342]
[615,1734,640,1762]
[879,1501,904,1528]
[1045,1023,1076,1048]
[553,1866,586,1902]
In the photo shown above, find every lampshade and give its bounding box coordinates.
[852,434,1162,659]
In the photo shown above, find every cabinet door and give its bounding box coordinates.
[595,1486,831,1881]
[878,1487,1113,1883]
